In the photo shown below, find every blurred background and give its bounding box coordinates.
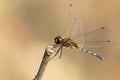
[0,0,120,80]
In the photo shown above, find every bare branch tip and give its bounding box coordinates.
[46,45,55,56]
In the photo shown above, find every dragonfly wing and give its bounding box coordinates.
[83,27,111,49]
[68,17,85,48]
[77,27,111,60]
[67,4,84,48]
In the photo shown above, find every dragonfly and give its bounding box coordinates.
[51,3,111,61]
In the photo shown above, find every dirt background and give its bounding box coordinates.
[0,0,120,80]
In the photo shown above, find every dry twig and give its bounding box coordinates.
[33,45,55,80]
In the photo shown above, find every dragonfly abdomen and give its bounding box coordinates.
[78,47,104,60]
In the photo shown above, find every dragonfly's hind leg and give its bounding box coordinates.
[58,46,63,59]
[48,45,63,61]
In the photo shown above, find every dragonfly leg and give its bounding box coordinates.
[58,46,63,59]
[48,45,63,61]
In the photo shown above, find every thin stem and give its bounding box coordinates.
[33,45,55,80]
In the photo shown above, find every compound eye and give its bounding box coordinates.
[54,36,62,44]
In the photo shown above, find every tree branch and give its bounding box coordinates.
[33,45,55,80]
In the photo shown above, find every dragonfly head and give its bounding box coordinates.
[54,36,62,44]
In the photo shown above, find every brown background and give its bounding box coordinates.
[0,0,120,80]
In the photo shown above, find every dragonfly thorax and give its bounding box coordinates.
[62,38,72,47]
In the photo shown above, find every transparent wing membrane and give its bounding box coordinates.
[67,4,84,48]
[83,27,111,49]
[67,4,111,49]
